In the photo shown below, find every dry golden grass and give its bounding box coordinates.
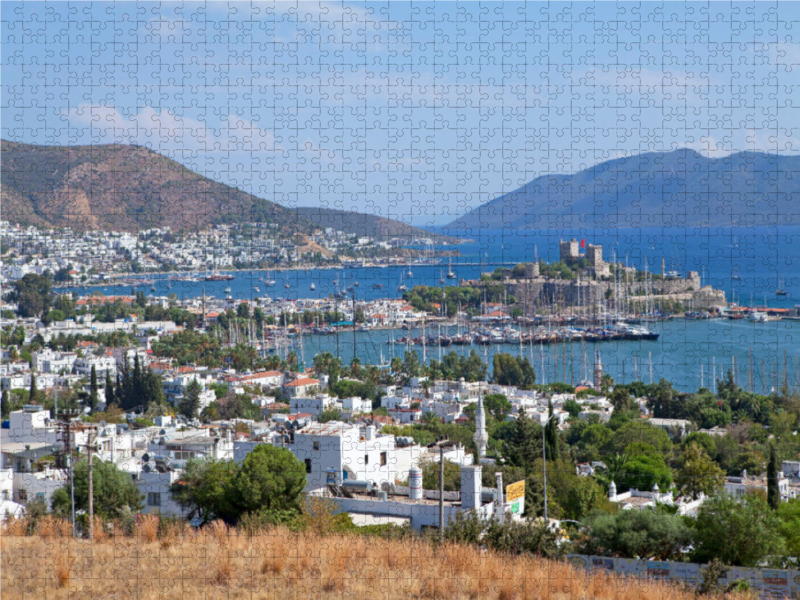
[1,518,747,600]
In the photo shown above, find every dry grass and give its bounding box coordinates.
[1,518,748,600]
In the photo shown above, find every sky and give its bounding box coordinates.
[4,1,800,225]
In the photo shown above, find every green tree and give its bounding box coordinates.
[483,518,563,559]
[179,379,203,420]
[318,408,343,423]
[675,443,725,500]
[89,365,99,413]
[10,273,54,318]
[767,443,780,510]
[230,445,307,517]
[777,499,800,560]
[615,443,673,493]
[606,420,673,457]
[579,509,692,560]
[236,302,250,319]
[51,458,144,520]
[1,390,10,419]
[484,393,512,420]
[170,458,237,524]
[503,414,543,472]
[421,458,461,492]
[692,493,786,567]
[492,353,536,388]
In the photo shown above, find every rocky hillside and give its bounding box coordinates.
[1,140,314,234]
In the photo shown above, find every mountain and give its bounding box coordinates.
[292,207,459,243]
[446,149,800,233]
[0,140,314,233]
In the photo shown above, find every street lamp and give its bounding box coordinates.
[542,413,557,524]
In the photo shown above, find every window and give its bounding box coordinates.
[380,452,387,466]
[147,492,162,507]
[313,441,320,451]
[364,454,369,465]
[36,493,45,502]
[305,458,312,473]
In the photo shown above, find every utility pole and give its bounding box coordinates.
[85,427,97,539]
[352,290,357,364]
[439,444,444,541]
[542,414,553,523]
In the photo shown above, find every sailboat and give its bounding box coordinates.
[284,273,291,290]
[265,270,276,286]
[731,266,741,281]
[406,266,413,278]
[776,278,788,296]
[397,270,408,292]
[447,257,456,279]
[438,268,445,285]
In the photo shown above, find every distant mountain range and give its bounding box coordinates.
[445,149,800,232]
[292,207,459,243]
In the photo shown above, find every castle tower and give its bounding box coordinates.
[559,238,580,263]
[474,393,488,459]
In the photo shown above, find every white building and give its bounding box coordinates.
[290,422,396,491]
[1,406,58,445]
[290,394,338,417]
[725,469,790,502]
[137,469,184,516]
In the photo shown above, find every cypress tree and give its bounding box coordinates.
[29,374,38,404]
[1,390,10,419]
[105,373,115,407]
[767,443,780,510]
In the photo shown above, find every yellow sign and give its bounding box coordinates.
[506,480,525,502]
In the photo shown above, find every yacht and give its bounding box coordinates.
[776,278,788,296]
[310,283,316,291]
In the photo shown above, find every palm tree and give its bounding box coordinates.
[421,411,442,429]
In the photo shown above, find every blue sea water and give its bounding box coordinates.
[65,227,800,392]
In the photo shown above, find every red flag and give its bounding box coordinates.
[580,238,585,248]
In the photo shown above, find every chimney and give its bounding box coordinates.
[460,465,482,512]
[494,472,504,523]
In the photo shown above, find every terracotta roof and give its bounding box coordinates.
[284,377,320,387]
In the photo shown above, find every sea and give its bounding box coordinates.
[65,227,800,393]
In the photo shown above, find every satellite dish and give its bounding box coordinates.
[142,453,150,463]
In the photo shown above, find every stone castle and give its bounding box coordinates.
[467,239,725,313]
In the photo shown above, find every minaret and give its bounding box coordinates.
[608,480,617,501]
[594,349,603,389]
[474,393,488,460]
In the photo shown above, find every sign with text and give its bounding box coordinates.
[506,480,525,502]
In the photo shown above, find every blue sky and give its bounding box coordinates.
[4,1,800,225]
